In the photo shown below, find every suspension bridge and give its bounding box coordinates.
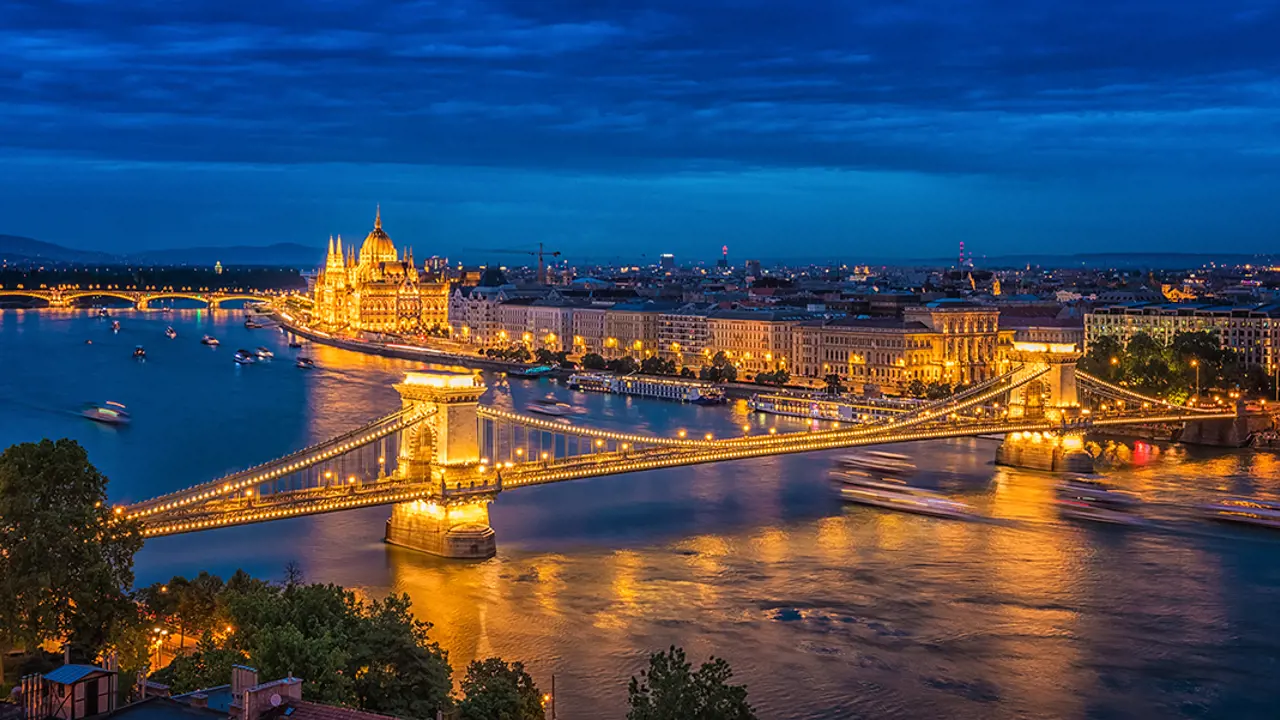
[119,344,1237,558]
[0,288,267,309]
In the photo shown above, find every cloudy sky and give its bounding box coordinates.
[1,0,1278,261]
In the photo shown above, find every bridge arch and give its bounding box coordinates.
[0,290,56,306]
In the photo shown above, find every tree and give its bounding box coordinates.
[153,575,454,717]
[753,370,790,386]
[906,378,927,398]
[641,356,677,376]
[458,657,545,720]
[627,646,756,720]
[582,353,607,370]
[607,356,640,375]
[0,439,143,654]
[822,374,845,396]
[925,381,952,400]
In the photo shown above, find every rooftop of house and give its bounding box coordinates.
[107,697,225,720]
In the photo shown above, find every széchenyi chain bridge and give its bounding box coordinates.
[115,341,1235,559]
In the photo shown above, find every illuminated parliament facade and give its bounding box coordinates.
[312,209,449,334]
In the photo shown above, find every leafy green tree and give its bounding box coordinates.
[1080,334,1124,379]
[0,439,142,654]
[641,356,677,376]
[627,646,756,720]
[754,369,790,386]
[822,374,845,396]
[608,356,640,375]
[582,353,607,370]
[156,577,454,717]
[906,378,927,398]
[925,381,952,400]
[458,657,545,720]
[152,631,246,693]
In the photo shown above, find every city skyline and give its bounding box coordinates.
[1,0,1278,257]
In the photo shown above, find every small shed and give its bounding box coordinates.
[21,665,118,720]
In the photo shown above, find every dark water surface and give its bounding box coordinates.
[4,309,1280,719]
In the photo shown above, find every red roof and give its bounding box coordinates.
[284,701,401,720]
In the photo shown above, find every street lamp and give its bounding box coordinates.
[1190,358,1200,403]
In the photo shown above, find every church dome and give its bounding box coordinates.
[358,206,398,265]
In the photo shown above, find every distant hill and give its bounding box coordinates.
[128,243,317,267]
[0,234,120,265]
[0,235,318,267]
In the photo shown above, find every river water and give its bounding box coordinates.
[3,308,1280,719]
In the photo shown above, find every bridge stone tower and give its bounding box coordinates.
[385,369,497,559]
[1005,342,1083,423]
[997,343,1094,473]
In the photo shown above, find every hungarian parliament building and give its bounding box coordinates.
[310,209,449,334]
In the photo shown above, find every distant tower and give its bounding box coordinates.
[214,261,223,275]
[958,240,964,269]
[717,245,728,269]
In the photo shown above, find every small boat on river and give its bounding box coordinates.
[1055,476,1143,525]
[255,346,273,359]
[296,357,316,369]
[829,452,976,520]
[81,401,131,426]
[165,326,177,339]
[132,345,146,360]
[111,320,121,332]
[201,335,220,346]
[233,349,257,365]
[528,398,573,416]
[1200,497,1280,530]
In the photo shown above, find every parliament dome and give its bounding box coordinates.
[358,206,398,265]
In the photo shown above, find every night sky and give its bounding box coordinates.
[1,0,1278,261]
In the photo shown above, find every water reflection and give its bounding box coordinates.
[4,310,1280,717]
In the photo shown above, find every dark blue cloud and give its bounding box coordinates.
[0,0,1277,256]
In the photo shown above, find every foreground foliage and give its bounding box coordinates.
[628,646,756,720]
[0,439,142,653]
[458,657,545,720]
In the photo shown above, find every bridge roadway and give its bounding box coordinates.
[0,289,268,309]
[125,363,1051,528]
[132,408,1230,538]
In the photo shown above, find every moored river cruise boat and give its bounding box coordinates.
[747,392,919,423]
[567,372,725,404]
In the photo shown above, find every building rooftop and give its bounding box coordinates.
[43,664,112,686]
[274,701,400,720]
[172,685,234,714]
[109,697,225,720]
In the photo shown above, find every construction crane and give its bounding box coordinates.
[466,243,562,284]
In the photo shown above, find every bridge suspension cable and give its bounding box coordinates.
[1076,371,1219,414]
[124,407,432,518]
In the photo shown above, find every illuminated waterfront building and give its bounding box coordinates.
[1086,301,1280,368]
[312,208,449,334]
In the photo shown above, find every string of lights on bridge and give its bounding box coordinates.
[123,408,431,519]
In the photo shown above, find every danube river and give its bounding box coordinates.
[4,309,1280,718]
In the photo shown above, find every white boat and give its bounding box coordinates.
[233,349,257,365]
[201,335,220,346]
[528,398,573,416]
[165,326,177,339]
[81,401,130,426]
[1200,498,1280,530]
[255,346,273,359]
[244,319,267,329]
[296,357,316,369]
[749,392,914,422]
[831,453,974,519]
[836,482,975,519]
[111,320,120,332]
[567,372,725,404]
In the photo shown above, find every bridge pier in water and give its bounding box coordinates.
[996,343,1095,472]
[384,369,497,559]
